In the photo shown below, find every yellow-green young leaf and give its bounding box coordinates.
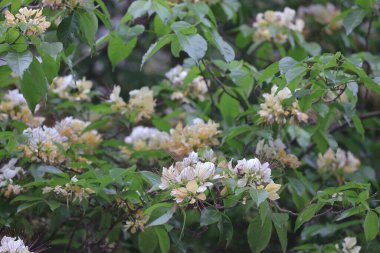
[154,227,170,253]
[108,33,137,70]
[247,216,272,253]
[364,211,379,241]
[20,58,49,112]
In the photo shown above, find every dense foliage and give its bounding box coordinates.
[0,0,380,252]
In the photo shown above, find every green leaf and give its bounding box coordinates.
[279,57,298,74]
[57,14,80,47]
[4,50,33,77]
[258,62,279,84]
[211,31,235,62]
[364,211,379,241]
[17,201,43,213]
[272,213,289,253]
[127,0,151,19]
[176,33,207,62]
[249,188,268,208]
[20,58,49,111]
[141,34,174,69]
[152,0,171,22]
[343,9,367,35]
[108,33,137,69]
[154,227,170,253]
[285,66,307,84]
[295,203,324,230]
[78,10,98,47]
[200,208,222,226]
[138,228,158,253]
[336,205,367,221]
[146,206,176,228]
[352,114,365,137]
[41,42,63,60]
[247,216,272,253]
[217,216,234,247]
[217,93,241,127]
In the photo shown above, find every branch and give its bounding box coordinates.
[298,110,380,158]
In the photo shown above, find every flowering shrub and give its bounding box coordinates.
[0,0,380,252]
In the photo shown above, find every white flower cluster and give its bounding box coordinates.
[124,126,170,151]
[122,118,220,157]
[0,89,45,127]
[20,126,68,164]
[50,75,93,101]
[108,86,155,121]
[335,237,361,253]
[159,152,282,204]
[256,139,300,169]
[0,159,24,198]
[228,158,281,200]
[5,7,50,36]
[0,236,32,253]
[43,176,95,203]
[258,85,308,124]
[317,148,361,174]
[55,117,102,152]
[253,7,304,43]
[165,65,208,102]
[159,152,221,204]
[298,4,342,33]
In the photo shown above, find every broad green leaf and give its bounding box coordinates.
[4,50,33,77]
[352,114,365,137]
[343,9,367,35]
[200,208,221,226]
[364,211,379,241]
[176,33,207,62]
[154,227,170,253]
[127,0,151,19]
[217,216,234,246]
[249,188,268,208]
[141,34,174,68]
[20,58,49,111]
[212,31,235,62]
[41,42,63,60]
[258,62,279,84]
[79,10,98,47]
[295,203,325,230]
[279,57,298,74]
[272,213,289,253]
[247,216,272,253]
[138,228,158,253]
[108,33,137,69]
[57,14,80,47]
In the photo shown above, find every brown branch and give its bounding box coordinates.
[271,201,298,216]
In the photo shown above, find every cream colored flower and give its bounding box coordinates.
[164,118,220,157]
[55,117,102,153]
[5,7,50,36]
[317,148,360,174]
[42,0,85,9]
[127,87,155,121]
[264,183,281,200]
[298,4,342,33]
[335,237,361,253]
[232,158,272,187]
[256,139,300,169]
[124,126,169,151]
[159,152,219,204]
[19,126,68,164]
[124,210,150,234]
[0,89,45,127]
[50,75,93,101]
[253,7,304,43]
